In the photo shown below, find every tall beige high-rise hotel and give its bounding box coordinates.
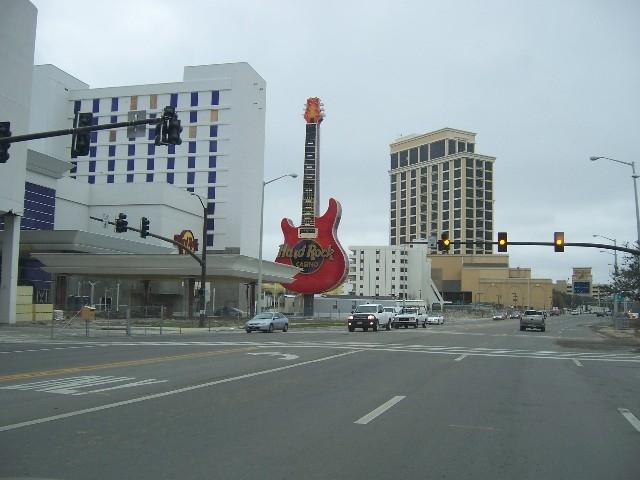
[389,128,495,254]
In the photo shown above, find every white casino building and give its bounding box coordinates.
[0,0,297,323]
[347,244,444,308]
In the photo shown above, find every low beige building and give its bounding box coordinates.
[429,254,553,310]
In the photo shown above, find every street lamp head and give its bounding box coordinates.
[589,156,601,162]
[290,173,298,179]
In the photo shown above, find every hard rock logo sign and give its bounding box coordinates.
[174,230,199,255]
[277,240,335,274]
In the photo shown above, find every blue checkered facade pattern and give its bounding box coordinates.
[70,90,222,248]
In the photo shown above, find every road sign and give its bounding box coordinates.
[127,110,147,138]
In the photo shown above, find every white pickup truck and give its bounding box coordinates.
[520,310,546,332]
[392,305,429,329]
[347,304,394,332]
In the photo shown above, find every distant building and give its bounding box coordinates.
[389,128,496,254]
[347,244,443,306]
[430,254,553,310]
[571,267,593,296]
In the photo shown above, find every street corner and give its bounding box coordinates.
[590,323,640,346]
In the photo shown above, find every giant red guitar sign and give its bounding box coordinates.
[275,98,348,294]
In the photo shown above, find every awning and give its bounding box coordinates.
[32,253,300,284]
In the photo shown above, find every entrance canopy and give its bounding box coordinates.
[32,253,300,284]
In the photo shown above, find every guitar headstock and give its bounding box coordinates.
[303,97,324,124]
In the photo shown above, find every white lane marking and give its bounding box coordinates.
[75,378,168,395]
[247,352,299,361]
[572,359,583,367]
[454,354,467,362]
[618,408,640,433]
[1,375,137,395]
[354,396,406,425]
[0,349,360,433]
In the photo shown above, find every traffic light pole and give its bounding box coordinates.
[0,118,162,146]
[89,216,204,268]
[412,239,640,256]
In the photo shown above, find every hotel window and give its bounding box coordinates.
[109,130,116,142]
[399,150,408,167]
[430,140,445,159]
[409,148,418,165]
[210,110,219,122]
[419,145,428,162]
[189,126,197,138]
[150,94,157,109]
[130,96,138,110]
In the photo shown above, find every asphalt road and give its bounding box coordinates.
[0,314,639,480]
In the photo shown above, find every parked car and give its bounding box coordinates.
[245,311,289,333]
[570,309,580,315]
[492,312,507,320]
[509,311,522,319]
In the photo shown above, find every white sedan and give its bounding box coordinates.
[426,314,445,325]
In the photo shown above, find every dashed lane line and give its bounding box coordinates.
[354,396,406,425]
[618,408,640,433]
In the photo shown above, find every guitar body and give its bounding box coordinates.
[276,197,348,294]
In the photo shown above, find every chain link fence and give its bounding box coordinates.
[50,304,249,338]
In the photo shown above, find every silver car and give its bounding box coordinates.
[245,312,289,333]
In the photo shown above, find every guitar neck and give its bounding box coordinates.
[301,122,320,227]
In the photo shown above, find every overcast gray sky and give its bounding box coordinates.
[30,0,640,284]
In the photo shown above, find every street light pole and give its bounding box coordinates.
[257,173,298,314]
[593,234,618,275]
[590,156,640,246]
[191,193,208,328]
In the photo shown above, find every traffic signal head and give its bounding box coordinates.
[71,112,93,158]
[167,117,182,145]
[438,232,451,252]
[497,232,508,252]
[140,217,150,238]
[0,122,11,164]
[162,106,183,146]
[115,212,128,233]
[554,231,564,252]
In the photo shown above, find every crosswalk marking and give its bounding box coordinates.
[1,338,638,364]
[0,375,167,395]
